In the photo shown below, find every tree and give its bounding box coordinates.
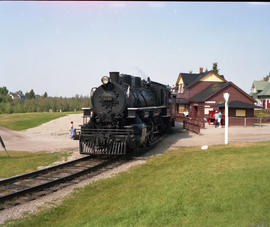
[0,86,9,96]
[263,72,270,81]
[17,90,24,96]
[212,62,219,74]
[43,92,48,98]
[25,89,35,99]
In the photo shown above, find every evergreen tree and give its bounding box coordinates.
[0,86,9,96]
[264,73,270,81]
[25,89,35,99]
[43,92,48,98]
[17,90,24,96]
[212,62,219,74]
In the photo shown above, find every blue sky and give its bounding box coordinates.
[0,2,270,97]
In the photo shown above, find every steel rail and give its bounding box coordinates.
[0,159,115,204]
[0,156,92,185]
[0,132,167,207]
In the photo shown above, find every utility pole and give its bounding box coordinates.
[223,93,230,144]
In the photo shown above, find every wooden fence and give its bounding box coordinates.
[177,115,270,133]
[229,117,254,127]
[176,114,203,134]
[254,116,270,124]
[183,118,201,134]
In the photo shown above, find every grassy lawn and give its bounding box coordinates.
[5,141,270,227]
[0,150,71,179]
[0,112,71,130]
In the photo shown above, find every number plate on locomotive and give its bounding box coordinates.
[103,96,113,101]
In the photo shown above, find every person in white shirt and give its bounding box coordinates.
[214,110,218,128]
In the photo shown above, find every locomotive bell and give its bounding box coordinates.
[101,76,110,85]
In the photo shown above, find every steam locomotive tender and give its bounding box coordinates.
[74,72,175,155]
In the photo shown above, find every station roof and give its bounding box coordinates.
[180,73,203,86]
[189,82,229,102]
[214,101,262,109]
[176,70,226,87]
[175,98,189,104]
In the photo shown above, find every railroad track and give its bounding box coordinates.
[0,156,125,210]
[0,133,167,210]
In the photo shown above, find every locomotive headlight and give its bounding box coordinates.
[101,76,109,85]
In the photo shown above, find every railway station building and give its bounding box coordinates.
[174,68,258,126]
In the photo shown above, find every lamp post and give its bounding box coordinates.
[223,93,230,144]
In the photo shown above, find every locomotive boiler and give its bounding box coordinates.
[74,72,175,155]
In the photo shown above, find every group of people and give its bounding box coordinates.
[214,110,222,128]
[181,108,223,128]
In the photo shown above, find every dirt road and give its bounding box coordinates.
[0,114,82,152]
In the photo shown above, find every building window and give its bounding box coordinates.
[178,83,184,93]
[236,109,246,117]
[178,105,185,113]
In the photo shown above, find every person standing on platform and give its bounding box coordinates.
[217,111,222,128]
[214,110,218,128]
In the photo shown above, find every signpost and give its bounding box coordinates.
[223,93,230,144]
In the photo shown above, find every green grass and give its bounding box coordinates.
[0,150,71,178]
[0,112,71,130]
[5,141,270,227]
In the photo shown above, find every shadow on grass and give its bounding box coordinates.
[135,123,193,160]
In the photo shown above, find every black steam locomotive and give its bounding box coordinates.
[74,72,175,155]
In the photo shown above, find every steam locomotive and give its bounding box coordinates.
[74,72,175,155]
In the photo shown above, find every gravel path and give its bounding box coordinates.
[0,116,269,224]
[0,114,82,153]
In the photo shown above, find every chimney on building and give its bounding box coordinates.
[199,67,203,73]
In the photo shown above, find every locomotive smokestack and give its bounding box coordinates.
[110,72,120,83]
